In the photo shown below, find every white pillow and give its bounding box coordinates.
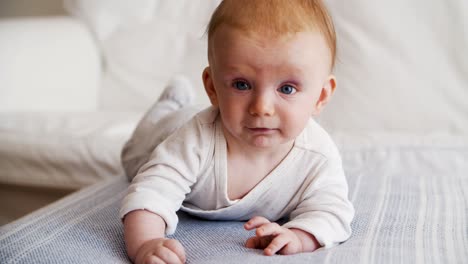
[0,17,100,112]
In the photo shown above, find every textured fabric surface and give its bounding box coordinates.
[1,145,467,263]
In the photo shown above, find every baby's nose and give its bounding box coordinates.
[248,93,275,116]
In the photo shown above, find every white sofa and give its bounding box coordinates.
[0,0,221,224]
[0,0,467,263]
[0,16,137,223]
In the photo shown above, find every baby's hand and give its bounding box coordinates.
[244,216,303,256]
[134,238,186,264]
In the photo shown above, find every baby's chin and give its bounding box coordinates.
[250,135,274,148]
[247,135,294,149]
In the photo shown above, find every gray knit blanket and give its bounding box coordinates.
[1,144,467,263]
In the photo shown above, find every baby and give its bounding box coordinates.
[120,0,354,263]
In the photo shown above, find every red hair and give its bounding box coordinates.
[207,0,336,68]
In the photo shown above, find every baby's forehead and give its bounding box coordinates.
[209,26,333,73]
[209,25,331,57]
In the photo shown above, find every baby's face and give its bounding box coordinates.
[204,26,334,149]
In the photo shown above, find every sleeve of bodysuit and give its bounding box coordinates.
[119,115,213,235]
[282,153,355,248]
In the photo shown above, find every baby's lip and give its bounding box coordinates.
[246,127,278,133]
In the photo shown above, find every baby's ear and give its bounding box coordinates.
[312,75,336,116]
[202,67,219,107]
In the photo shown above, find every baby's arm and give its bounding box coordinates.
[244,216,320,255]
[245,152,354,255]
[124,210,186,264]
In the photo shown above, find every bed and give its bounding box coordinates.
[1,135,467,263]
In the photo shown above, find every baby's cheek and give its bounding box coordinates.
[285,116,309,138]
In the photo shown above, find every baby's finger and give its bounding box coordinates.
[264,234,290,256]
[144,255,165,264]
[155,246,185,264]
[244,216,270,230]
[245,236,273,249]
[164,239,186,263]
[245,236,260,249]
[256,222,283,237]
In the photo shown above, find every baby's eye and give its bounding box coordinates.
[232,80,251,91]
[278,85,297,95]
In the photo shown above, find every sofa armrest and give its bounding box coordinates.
[0,16,101,112]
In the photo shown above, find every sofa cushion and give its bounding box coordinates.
[0,17,100,112]
[0,112,139,189]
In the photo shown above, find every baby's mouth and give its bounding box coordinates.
[247,127,278,134]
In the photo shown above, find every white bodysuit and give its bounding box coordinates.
[120,106,354,248]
